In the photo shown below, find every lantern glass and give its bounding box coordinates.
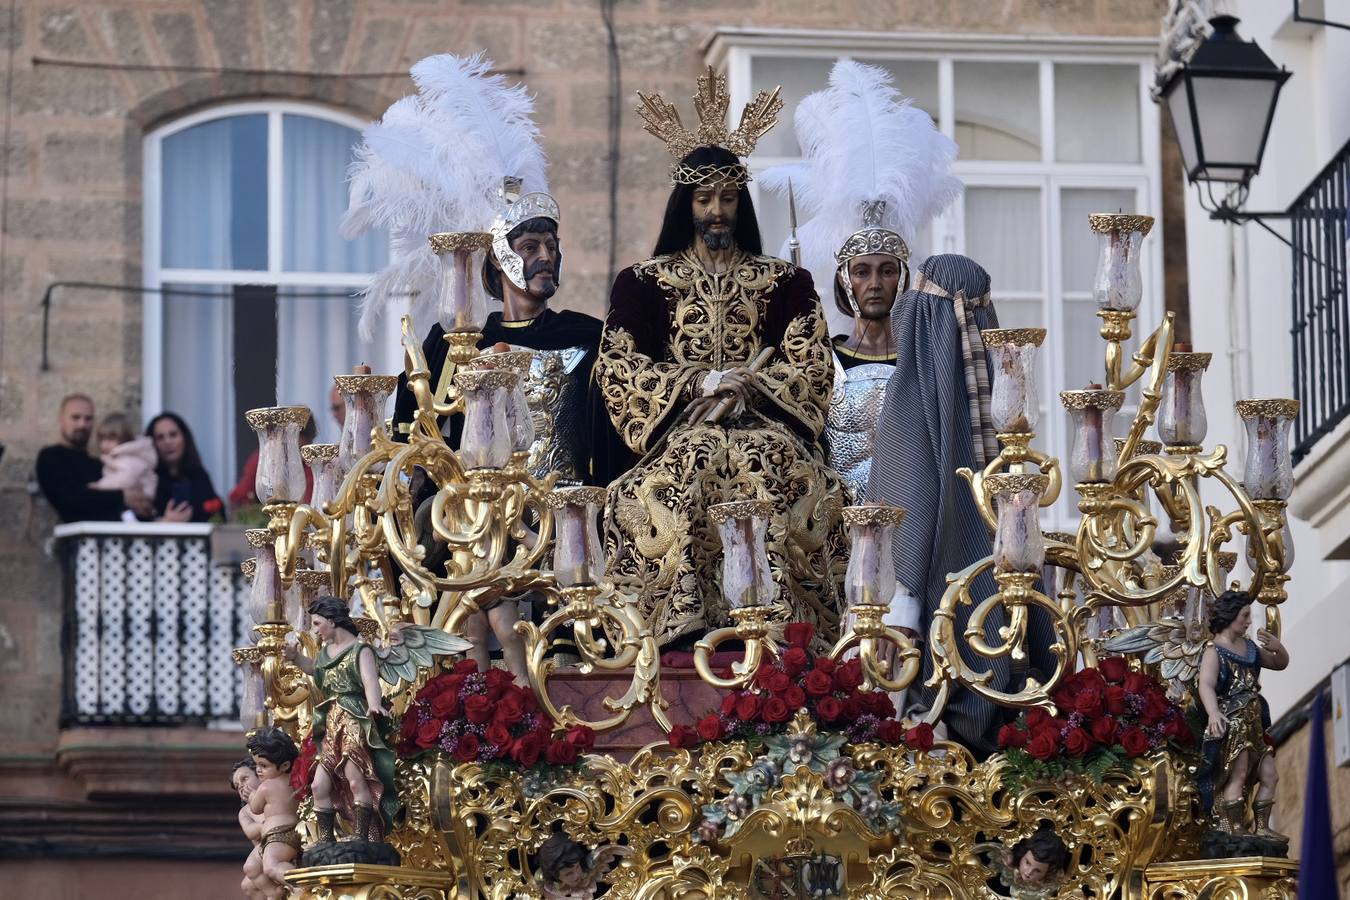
[454,370,516,469]
[710,501,776,610]
[550,487,608,587]
[842,506,904,608]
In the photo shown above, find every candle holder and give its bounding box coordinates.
[1235,399,1298,501]
[232,648,266,731]
[983,328,1045,436]
[244,406,311,505]
[834,504,920,691]
[1090,213,1154,388]
[246,528,285,625]
[693,500,778,690]
[471,350,537,465]
[989,474,1049,575]
[453,369,519,470]
[335,370,397,472]
[429,231,493,334]
[293,568,330,639]
[545,486,608,588]
[1158,350,1212,451]
[1062,387,1126,487]
[301,443,341,515]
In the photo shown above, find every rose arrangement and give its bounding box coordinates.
[666,623,935,753]
[997,658,1192,791]
[203,496,225,524]
[398,659,594,770]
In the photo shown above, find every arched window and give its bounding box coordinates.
[143,102,392,494]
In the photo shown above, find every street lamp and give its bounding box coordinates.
[1159,15,1291,218]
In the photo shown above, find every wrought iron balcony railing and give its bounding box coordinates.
[1292,137,1350,462]
[55,522,251,726]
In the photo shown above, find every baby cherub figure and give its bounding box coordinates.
[232,758,265,899]
[536,832,631,900]
[247,728,301,900]
[978,823,1071,898]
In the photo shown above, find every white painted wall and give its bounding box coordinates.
[1180,2,1350,718]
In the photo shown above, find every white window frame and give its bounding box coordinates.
[710,29,1164,529]
[141,100,399,434]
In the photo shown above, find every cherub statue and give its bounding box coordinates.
[536,832,631,900]
[1197,589,1289,842]
[246,728,301,900]
[976,823,1070,898]
[231,758,265,900]
[287,595,471,851]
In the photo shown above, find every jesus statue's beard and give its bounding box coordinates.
[694,214,736,251]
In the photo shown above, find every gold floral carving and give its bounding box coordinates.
[840,503,906,527]
[1089,212,1155,234]
[244,405,312,430]
[301,443,339,464]
[543,485,608,509]
[1167,351,1213,372]
[1060,388,1127,410]
[707,499,773,523]
[986,473,1050,496]
[981,327,1047,347]
[333,374,399,394]
[1235,398,1300,421]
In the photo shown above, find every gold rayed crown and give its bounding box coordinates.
[636,65,783,186]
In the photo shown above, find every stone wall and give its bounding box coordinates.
[0,0,1169,893]
[1273,714,1350,895]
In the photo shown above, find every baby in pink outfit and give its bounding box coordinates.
[88,413,158,522]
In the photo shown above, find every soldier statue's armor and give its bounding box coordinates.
[825,352,895,502]
[515,344,591,483]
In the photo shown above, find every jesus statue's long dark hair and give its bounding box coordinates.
[652,146,763,256]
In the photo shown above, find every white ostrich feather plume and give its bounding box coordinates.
[760,59,962,288]
[344,53,551,339]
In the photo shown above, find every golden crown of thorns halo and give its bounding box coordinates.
[636,65,782,185]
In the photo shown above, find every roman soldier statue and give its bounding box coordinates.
[595,67,849,650]
[762,59,961,504]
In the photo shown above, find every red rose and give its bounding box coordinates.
[1124,672,1152,696]
[546,740,579,766]
[494,693,525,726]
[511,732,544,767]
[401,712,420,741]
[834,659,864,692]
[667,725,699,750]
[565,725,596,753]
[734,693,762,721]
[1164,715,1193,746]
[782,646,810,676]
[1064,727,1095,758]
[416,719,443,748]
[863,692,896,720]
[1069,668,1107,693]
[203,497,222,514]
[1104,685,1127,716]
[1142,691,1172,724]
[453,659,479,675]
[812,658,836,675]
[720,693,740,716]
[1026,708,1052,731]
[1091,716,1119,746]
[1098,657,1129,684]
[1120,726,1150,758]
[1052,686,1076,712]
[519,688,539,714]
[696,714,724,742]
[841,696,863,723]
[429,690,460,719]
[998,723,1028,749]
[803,670,834,698]
[453,733,481,762]
[1073,687,1104,720]
[485,722,512,749]
[464,694,493,725]
[781,685,807,710]
[763,697,792,723]
[815,696,843,722]
[766,671,792,693]
[1026,728,1060,761]
[784,622,815,649]
[904,723,935,752]
[876,719,904,744]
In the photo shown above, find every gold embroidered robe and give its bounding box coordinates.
[596,249,848,647]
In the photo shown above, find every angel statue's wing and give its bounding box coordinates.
[1103,617,1208,695]
[374,623,473,687]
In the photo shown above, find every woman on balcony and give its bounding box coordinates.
[146,412,224,523]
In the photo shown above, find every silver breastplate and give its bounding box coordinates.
[514,345,590,483]
[825,360,894,502]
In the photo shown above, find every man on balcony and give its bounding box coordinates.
[36,394,152,522]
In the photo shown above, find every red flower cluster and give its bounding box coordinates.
[667,623,935,753]
[398,660,593,768]
[998,659,1191,767]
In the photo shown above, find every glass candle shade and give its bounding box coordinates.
[335,371,397,472]
[453,369,518,469]
[1089,213,1153,312]
[301,443,341,512]
[1236,399,1299,500]
[841,505,905,608]
[709,500,777,610]
[239,659,265,731]
[989,474,1048,573]
[1247,515,1295,574]
[246,530,284,625]
[983,328,1045,434]
[472,350,536,454]
[1062,387,1125,483]
[1158,351,1212,447]
[546,486,608,587]
[429,232,492,333]
[293,569,330,635]
[244,406,311,504]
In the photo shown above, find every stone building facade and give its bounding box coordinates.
[0,2,1174,897]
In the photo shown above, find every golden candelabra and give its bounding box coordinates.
[229,214,1300,899]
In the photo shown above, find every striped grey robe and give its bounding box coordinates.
[866,254,1013,754]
